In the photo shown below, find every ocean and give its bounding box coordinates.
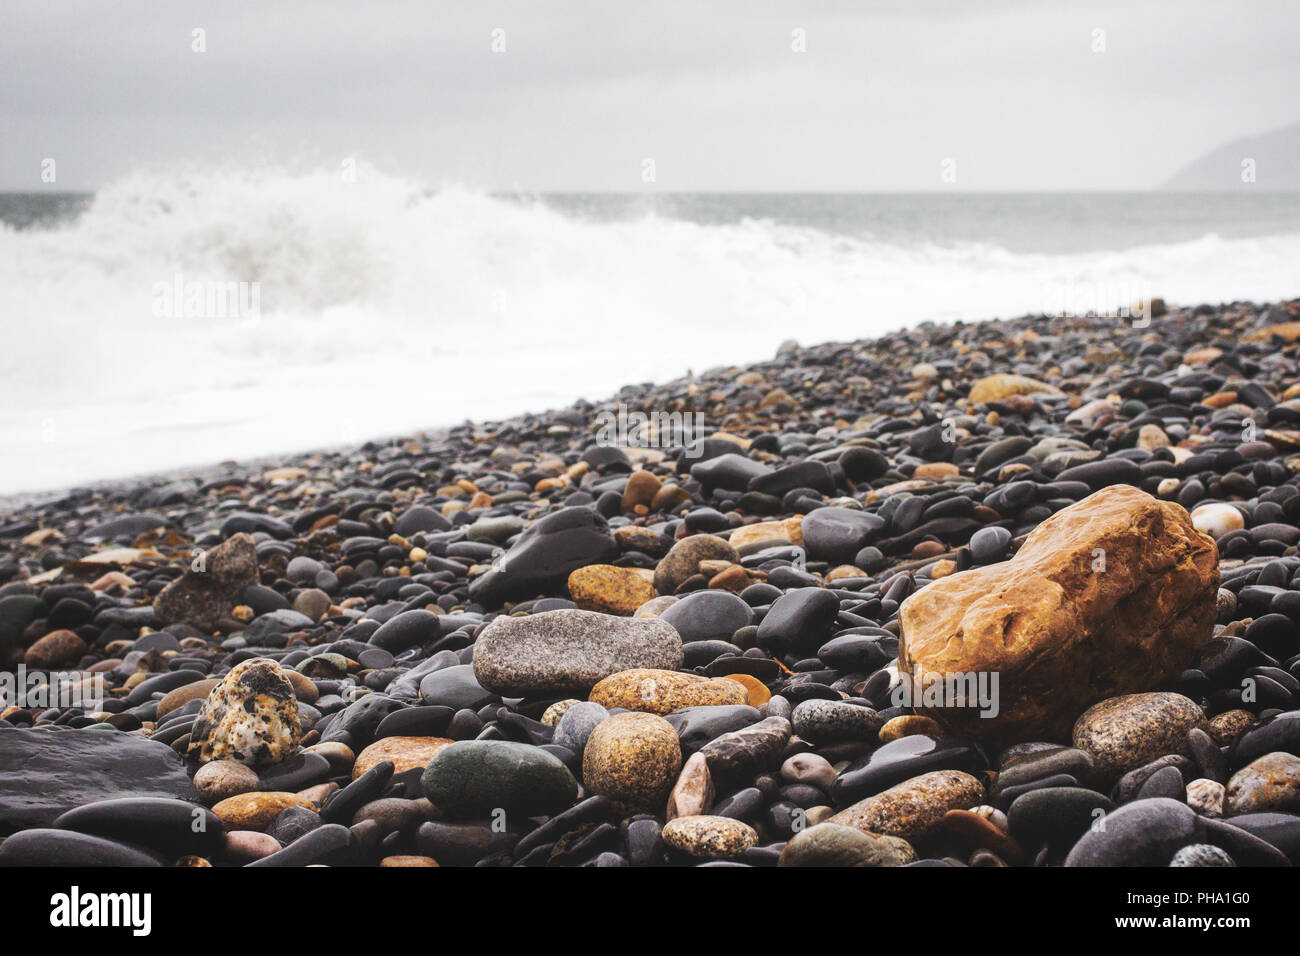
[3,166,1300,496]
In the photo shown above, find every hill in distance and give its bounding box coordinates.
[1164,120,1300,190]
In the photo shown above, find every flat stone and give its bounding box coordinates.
[420,740,578,818]
[0,727,196,834]
[473,609,683,696]
[589,668,747,715]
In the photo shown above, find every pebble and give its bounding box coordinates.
[212,791,315,830]
[582,712,683,812]
[420,740,578,818]
[778,822,916,867]
[472,610,683,696]
[1071,693,1207,778]
[1225,752,1300,815]
[187,658,302,768]
[194,759,261,804]
[6,296,1300,869]
[830,770,985,840]
[566,565,656,616]
[661,815,758,859]
[589,668,748,715]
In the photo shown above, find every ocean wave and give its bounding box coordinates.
[2,165,1299,492]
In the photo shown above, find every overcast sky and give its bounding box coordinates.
[2,0,1297,192]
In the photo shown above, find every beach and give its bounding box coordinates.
[2,297,1299,867]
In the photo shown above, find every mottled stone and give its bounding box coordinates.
[188,658,302,768]
[1170,844,1235,867]
[653,535,738,595]
[155,532,258,630]
[583,712,683,813]
[791,699,884,743]
[1208,709,1255,747]
[830,770,985,840]
[1225,752,1300,816]
[1186,778,1226,818]
[541,699,581,726]
[473,610,683,696]
[661,814,758,859]
[778,822,917,867]
[567,564,656,616]
[353,736,453,779]
[589,668,748,715]
[1072,692,1206,777]
[212,791,314,830]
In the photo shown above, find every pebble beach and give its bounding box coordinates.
[3,298,1300,869]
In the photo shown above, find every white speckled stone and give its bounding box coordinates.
[188,658,301,768]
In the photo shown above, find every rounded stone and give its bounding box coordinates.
[654,535,738,595]
[583,712,683,812]
[541,699,581,726]
[780,752,837,790]
[661,814,758,859]
[1169,844,1235,867]
[552,701,610,755]
[1190,502,1245,538]
[778,822,916,867]
[23,629,87,668]
[211,791,314,830]
[194,758,261,805]
[1071,692,1207,778]
[879,714,944,743]
[567,565,656,616]
[420,740,578,818]
[791,699,884,743]
[1225,752,1300,816]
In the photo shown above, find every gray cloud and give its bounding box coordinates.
[2,0,1297,191]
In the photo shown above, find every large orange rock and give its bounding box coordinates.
[897,485,1218,744]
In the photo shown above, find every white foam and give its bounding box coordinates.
[2,165,1299,494]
